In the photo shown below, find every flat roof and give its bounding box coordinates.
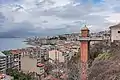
[110,23,120,28]
[0,51,6,57]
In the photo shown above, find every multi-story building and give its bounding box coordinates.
[37,48,49,64]
[6,53,14,70]
[48,50,65,63]
[10,50,21,71]
[0,52,6,74]
[2,50,21,71]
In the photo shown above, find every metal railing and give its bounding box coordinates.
[78,37,104,41]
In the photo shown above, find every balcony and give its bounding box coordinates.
[0,58,6,61]
[0,61,6,64]
[0,66,6,69]
[0,69,6,73]
[13,66,19,70]
[14,59,19,62]
[14,63,19,66]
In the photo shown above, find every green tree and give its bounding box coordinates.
[7,69,33,80]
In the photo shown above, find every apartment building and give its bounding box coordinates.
[10,50,21,71]
[37,48,49,64]
[48,50,65,63]
[0,52,6,74]
[6,54,14,70]
[2,50,21,72]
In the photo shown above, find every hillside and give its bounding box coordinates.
[67,52,80,80]
[88,41,120,80]
[67,40,120,80]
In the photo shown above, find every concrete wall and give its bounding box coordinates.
[111,27,120,42]
[21,56,41,74]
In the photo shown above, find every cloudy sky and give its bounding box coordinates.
[0,0,120,36]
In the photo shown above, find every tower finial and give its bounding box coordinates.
[81,24,89,30]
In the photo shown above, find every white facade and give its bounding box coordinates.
[110,25,120,42]
[49,50,64,62]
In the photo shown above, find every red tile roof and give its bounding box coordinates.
[10,50,20,54]
[0,74,5,79]
[37,63,44,67]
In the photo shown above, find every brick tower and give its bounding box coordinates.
[80,25,89,80]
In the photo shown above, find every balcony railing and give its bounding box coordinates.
[0,58,6,61]
[0,62,6,65]
[0,65,6,69]
[77,37,103,41]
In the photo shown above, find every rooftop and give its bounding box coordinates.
[10,50,20,54]
[110,23,120,28]
[37,63,44,67]
[0,51,7,57]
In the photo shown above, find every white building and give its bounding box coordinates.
[48,50,64,63]
[0,52,6,74]
[110,23,120,42]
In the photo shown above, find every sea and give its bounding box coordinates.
[0,38,33,51]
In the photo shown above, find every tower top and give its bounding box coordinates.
[81,25,89,31]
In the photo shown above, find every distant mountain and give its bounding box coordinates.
[0,22,77,38]
[0,31,39,38]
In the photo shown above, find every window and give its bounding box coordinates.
[118,31,120,33]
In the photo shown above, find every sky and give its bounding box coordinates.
[0,0,120,36]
